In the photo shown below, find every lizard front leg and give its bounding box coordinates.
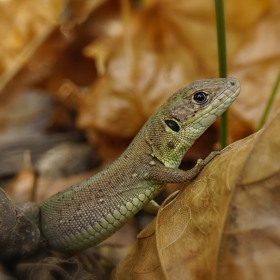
[143,151,220,215]
[149,151,220,183]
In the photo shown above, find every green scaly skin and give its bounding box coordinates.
[40,78,240,253]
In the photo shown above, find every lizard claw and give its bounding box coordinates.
[202,150,221,165]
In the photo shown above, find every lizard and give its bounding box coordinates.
[39,77,240,253]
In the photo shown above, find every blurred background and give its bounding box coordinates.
[0,0,279,267]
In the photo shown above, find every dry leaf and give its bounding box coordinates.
[230,6,280,133]
[76,0,280,157]
[1,0,279,161]
[0,0,63,75]
[113,109,280,280]
[78,0,217,140]
[5,151,36,203]
[0,0,101,105]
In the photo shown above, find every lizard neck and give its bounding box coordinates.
[142,110,194,168]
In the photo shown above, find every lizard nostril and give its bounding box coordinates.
[230,81,235,86]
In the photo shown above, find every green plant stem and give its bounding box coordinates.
[215,0,228,148]
[257,69,280,130]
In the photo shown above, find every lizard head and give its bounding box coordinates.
[145,77,241,168]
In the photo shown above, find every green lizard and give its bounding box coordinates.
[40,77,240,253]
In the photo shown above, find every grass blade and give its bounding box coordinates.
[257,69,280,130]
[215,0,228,148]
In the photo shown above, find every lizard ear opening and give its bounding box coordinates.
[164,120,180,132]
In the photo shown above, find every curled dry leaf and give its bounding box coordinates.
[113,109,280,280]
[5,150,36,203]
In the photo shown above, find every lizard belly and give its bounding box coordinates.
[40,180,164,253]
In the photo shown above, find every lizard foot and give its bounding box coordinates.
[201,150,221,166]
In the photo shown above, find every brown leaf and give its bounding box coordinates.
[229,6,280,134]
[78,0,215,140]
[0,0,63,75]
[1,0,279,161]
[5,151,36,203]
[0,0,101,105]
[77,0,280,157]
[113,109,280,279]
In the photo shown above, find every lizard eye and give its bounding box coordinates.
[165,120,180,132]
[193,92,208,104]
